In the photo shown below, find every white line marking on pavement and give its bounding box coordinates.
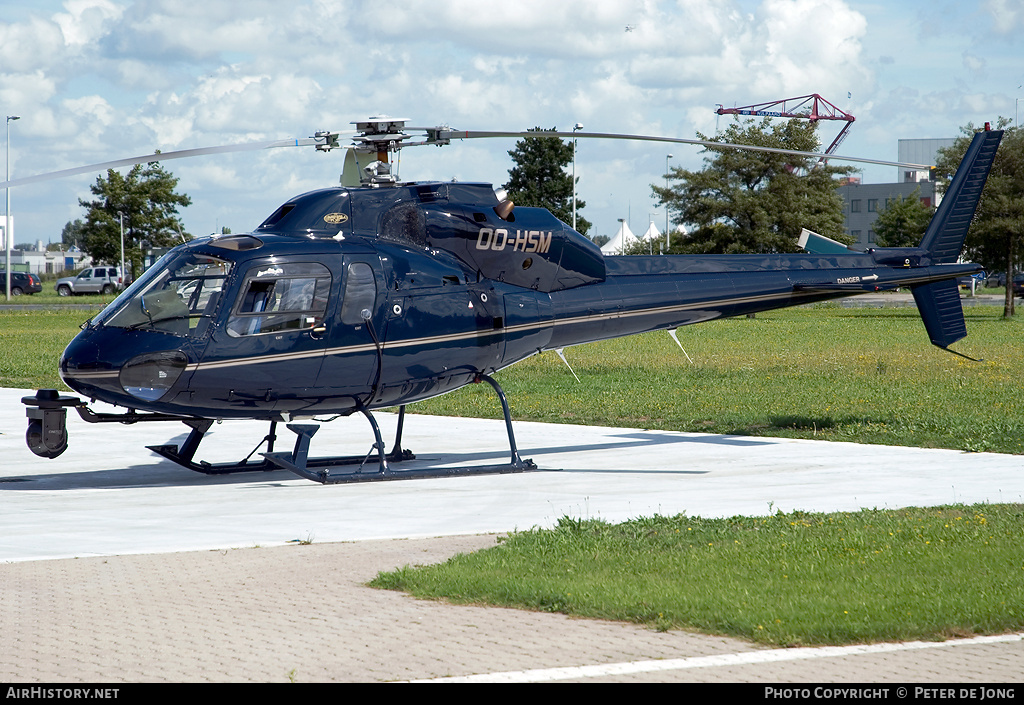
[410,633,1024,683]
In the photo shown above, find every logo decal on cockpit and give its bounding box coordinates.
[323,213,349,225]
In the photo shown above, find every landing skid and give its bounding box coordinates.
[262,373,537,484]
[148,373,535,483]
[147,408,416,477]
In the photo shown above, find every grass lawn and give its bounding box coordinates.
[372,505,1024,646]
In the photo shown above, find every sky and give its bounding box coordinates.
[1,0,1022,247]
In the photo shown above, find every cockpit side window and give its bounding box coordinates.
[227,262,331,337]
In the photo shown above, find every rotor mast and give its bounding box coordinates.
[349,116,412,184]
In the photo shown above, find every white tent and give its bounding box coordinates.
[642,222,661,240]
[600,221,639,255]
[619,221,662,254]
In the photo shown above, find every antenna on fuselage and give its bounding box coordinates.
[554,348,581,383]
[668,329,694,365]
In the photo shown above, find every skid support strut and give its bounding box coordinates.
[263,373,537,484]
[147,420,283,475]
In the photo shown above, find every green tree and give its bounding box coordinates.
[933,119,1023,317]
[503,127,592,237]
[872,187,934,247]
[651,117,853,254]
[78,161,192,278]
[60,219,85,249]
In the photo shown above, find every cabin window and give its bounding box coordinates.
[227,262,331,337]
[340,262,377,325]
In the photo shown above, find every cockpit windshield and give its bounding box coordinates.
[93,252,233,338]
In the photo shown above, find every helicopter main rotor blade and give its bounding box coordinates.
[432,129,933,171]
[0,136,336,190]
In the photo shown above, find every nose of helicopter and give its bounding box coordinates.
[60,328,190,408]
[59,332,103,396]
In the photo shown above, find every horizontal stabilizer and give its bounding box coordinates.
[798,229,853,255]
[912,279,967,348]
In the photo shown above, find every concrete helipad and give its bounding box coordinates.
[1,386,1022,682]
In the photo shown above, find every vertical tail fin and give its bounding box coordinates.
[918,129,1002,263]
[912,279,968,348]
[911,128,1002,351]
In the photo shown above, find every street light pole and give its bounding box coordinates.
[648,212,657,255]
[118,211,125,286]
[5,115,20,303]
[572,123,583,231]
[665,153,673,250]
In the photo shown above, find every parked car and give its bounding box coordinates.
[988,272,1023,294]
[957,271,986,289]
[55,266,123,296]
[0,271,43,296]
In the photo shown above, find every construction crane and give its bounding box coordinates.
[715,94,855,163]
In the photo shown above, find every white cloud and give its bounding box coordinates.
[371,0,646,56]
[0,69,57,105]
[749,0,870,98]
[471,56,528,77]
[962,52,986,75]
[120,12,275,61]
[132,70,326,148]
[1,0,1016,244]
[983,0,1023,35]
[63,95,115,126]
[0,16,66,73]
[53,0,123,48]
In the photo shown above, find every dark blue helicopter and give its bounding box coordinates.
[20,119,1002,483]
